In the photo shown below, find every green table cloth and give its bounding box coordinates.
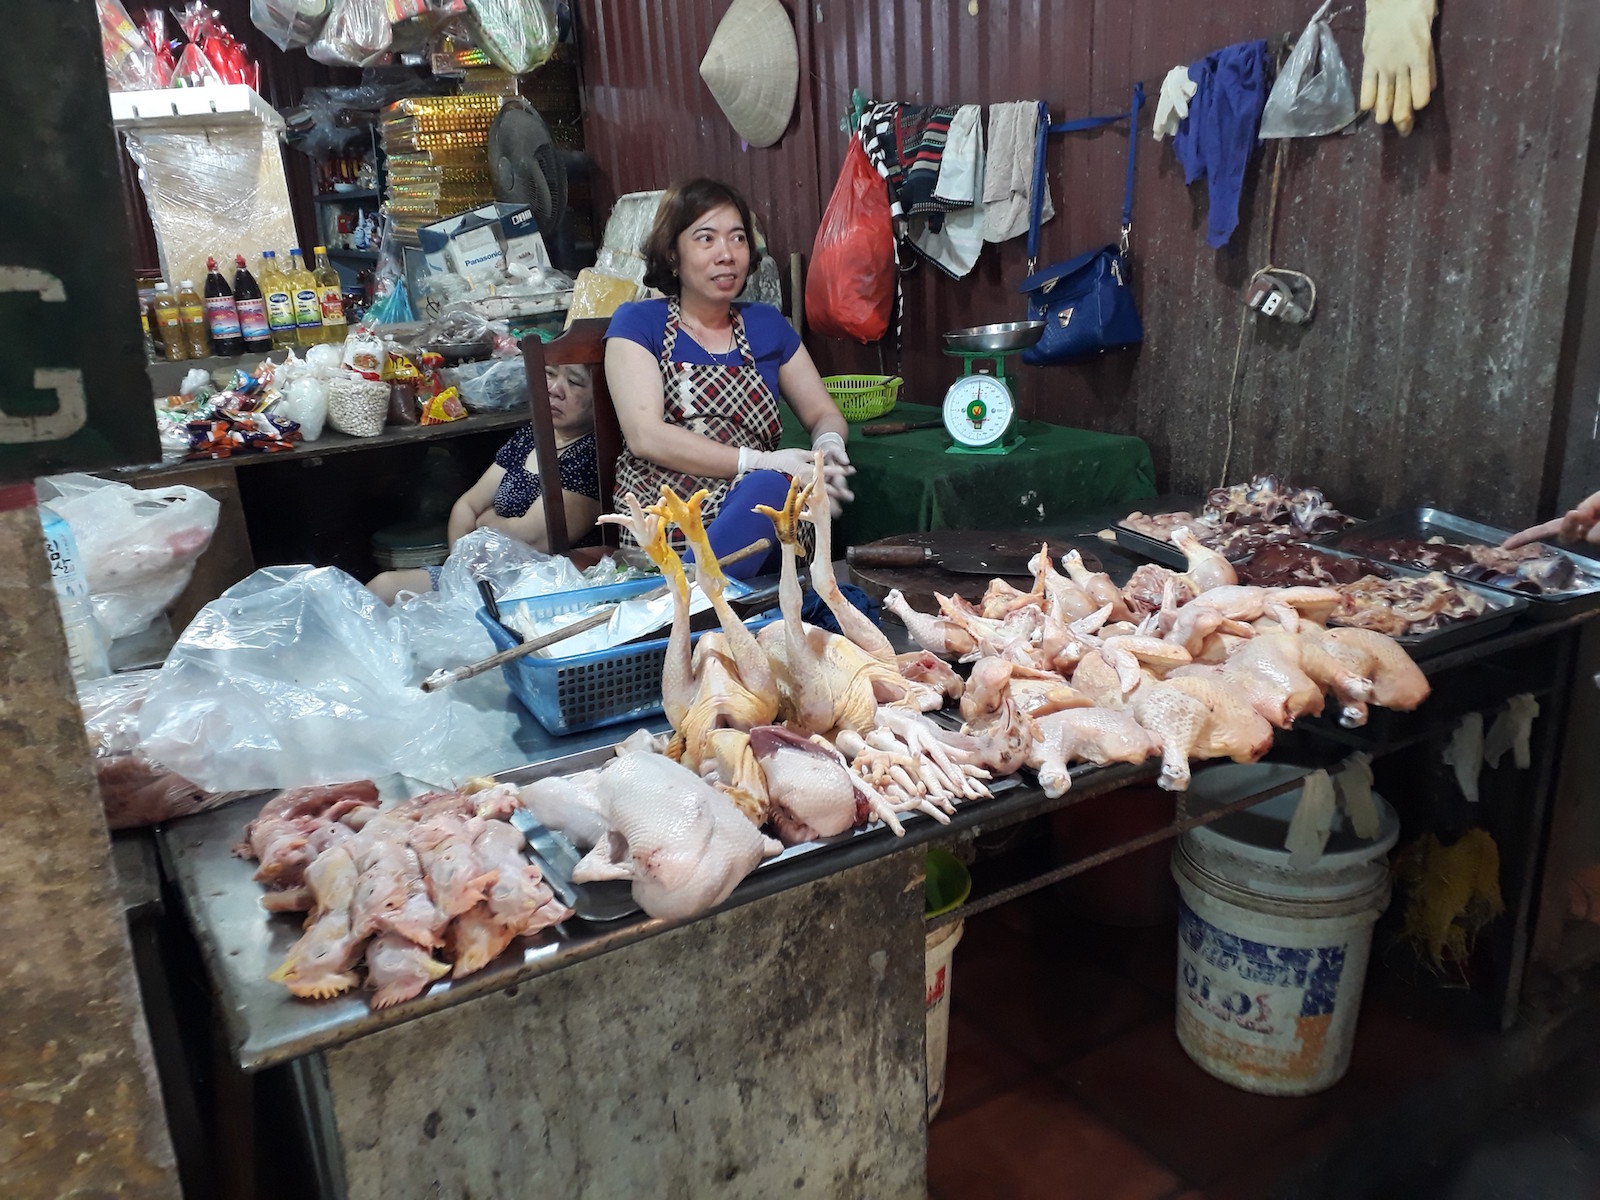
[781,401,1157,547]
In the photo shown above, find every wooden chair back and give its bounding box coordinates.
[520,318,620,554]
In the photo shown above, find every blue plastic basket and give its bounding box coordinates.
[479,578,775,735]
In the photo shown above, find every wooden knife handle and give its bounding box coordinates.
[847,544,934,568]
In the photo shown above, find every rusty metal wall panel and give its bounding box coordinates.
[577,0,1600,527]
[573,0,823,278]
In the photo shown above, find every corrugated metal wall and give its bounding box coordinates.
[575,0,1600,526]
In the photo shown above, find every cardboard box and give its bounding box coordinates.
[416,203,550,285]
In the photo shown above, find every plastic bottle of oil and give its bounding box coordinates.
[288,248,323,347]
[151,282,186,361]
[311,246,347,345]
[260,250,298,350]
[176,279,210,359]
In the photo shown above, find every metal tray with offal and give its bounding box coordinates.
[1323,507,1600,621]
[1112,513,1341,570]
[1256,542,1530,659]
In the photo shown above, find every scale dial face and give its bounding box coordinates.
[942,373,1016,447]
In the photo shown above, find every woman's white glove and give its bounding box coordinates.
[811,431,856,517]
[1360,0,1437,135]
[1152,66,1196,140]
[738,446,816,480]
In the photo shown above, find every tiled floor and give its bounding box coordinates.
[928,890,1491,1200]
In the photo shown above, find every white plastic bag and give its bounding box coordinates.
[38,474,220,639]
[307,0,393,66]
[136,566,527,793]
[464,0,558,75]
[279,377,329,440]
[250,0,330,51]
[1260,1,1358,138]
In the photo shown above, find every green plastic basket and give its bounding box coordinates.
[823,374,902,422]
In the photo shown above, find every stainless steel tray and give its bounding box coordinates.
[1301,543,1530,658]
[1325,507,1600,621]
[1113,519,1340,570]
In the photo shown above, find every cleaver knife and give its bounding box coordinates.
[846,542,1040,576]
[507,808,641,922]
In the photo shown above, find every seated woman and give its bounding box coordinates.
[367,363,601,603]
[604,178,854,579]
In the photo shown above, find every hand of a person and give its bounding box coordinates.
[739,446,818,481]
[1360,0,1437,135]
[1503,491,1600,549]
[811,433,856,517]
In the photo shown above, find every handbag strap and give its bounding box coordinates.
[1026,82,1147,273]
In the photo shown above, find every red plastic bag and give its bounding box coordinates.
[806,134,894,343]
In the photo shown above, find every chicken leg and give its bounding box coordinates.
[801,450,896,663]
[755,475,835,734]
[599,492,694,728]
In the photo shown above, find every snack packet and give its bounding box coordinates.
[418,386,467,425]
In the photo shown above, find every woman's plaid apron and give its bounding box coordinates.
[613,296,783,553]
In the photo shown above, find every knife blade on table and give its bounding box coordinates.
[507,808,641,922]
[846,543,1038,576]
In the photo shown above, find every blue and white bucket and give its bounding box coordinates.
[1171,785,1400,1096]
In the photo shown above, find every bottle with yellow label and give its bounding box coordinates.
[176,278,210,359]
[288,247,322,346]
[260,250,298,350]
[151,282,185,361]
[312,246,347,345]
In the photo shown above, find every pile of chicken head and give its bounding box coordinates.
[884,528,1431,796]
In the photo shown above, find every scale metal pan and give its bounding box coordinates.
[941,321,1046,354]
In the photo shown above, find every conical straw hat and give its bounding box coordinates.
[699,0,799,148]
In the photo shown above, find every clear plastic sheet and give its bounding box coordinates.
[462,0,558,75]
[446,356,529,412]
[594,190,666,287]
[79,671,240,830]
[307,0,394,67]
[123,127,300,294]
[37,474,220,640]
[1259,0,1358,139]
[136,565,528,793]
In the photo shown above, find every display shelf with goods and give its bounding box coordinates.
[311,128,387,293]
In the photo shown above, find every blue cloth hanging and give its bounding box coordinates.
[1172,40,1273,249]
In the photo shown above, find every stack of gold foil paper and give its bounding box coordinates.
[380,94,501,244]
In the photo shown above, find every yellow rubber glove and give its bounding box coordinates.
[1360,0,1438,135]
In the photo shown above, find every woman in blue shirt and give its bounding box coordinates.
[605,179,854,576]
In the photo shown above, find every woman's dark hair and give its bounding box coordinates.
[641,178,763,295]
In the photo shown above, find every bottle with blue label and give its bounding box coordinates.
[288,247,324,346]
[38,506,111,684]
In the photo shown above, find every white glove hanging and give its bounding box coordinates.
[1152,66,1197,140]
[1286,770,1338,869]
[1483,694,1539,771]
[1442,712,1484,803]
[1360,0,1438,135]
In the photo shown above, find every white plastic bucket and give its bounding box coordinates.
[1171,785,1400,1096]
[925,918,964,1119]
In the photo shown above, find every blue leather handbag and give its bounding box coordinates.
[1019,85,1145,366]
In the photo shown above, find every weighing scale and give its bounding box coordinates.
[939,321,1044,455]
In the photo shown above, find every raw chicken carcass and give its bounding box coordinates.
[1163,675,1274,765]
[1213,632,1326,727]
[884,588,976,659]
[269,843,366,999]
[365,932,449,1010]
[576,751,782,920]
[1171,526,1238,591]
[409,815,498,918]
[749,724,860,843]
[1061,549,1134,623]
[1131,682,1212,791]
[1026,707,1161,797]
[1320,627,1431,711]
